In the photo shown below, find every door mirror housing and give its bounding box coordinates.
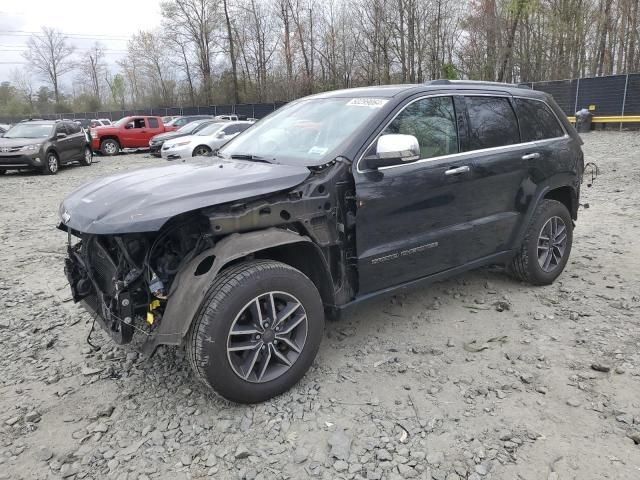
[56,132,67,139]
[361,134,420,170]
[124,124,132,129]
[216,131,225,139]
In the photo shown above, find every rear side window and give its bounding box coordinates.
[464,96,520,150]
[148,118,159,128]
[67,123,81,134]
[514,98,565,141]
[383,96,458,159]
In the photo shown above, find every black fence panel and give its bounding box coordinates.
[235,104,254,118]
[0,102,285,124]
[530,79,577,115]
[575,75,627,115]
[623,73,640,116]
[253,103,278,118]
[215,104,234,115]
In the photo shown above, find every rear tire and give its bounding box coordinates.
[79,146,93,166]
[509,199,573,285]
[100,139,120,156]
[41,151,59,175]
[187,260,324,403]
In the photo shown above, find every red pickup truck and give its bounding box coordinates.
[91,116,178,156]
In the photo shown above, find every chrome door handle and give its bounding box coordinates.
[522,152,540,160]
[445,165,470,176]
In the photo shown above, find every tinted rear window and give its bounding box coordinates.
[514,98,565,141]
[148,118,159,128]
[464,96,520,150]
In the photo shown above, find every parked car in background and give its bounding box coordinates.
[162,115,179,124]
[98,118,112,126]
[0,125,8,135]
[0,120,92,175]
[91,116,178,156]
[161,120,253,160]
[165,115,214,128]
[149,119,223,157]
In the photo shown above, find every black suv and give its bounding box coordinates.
[0,120,92,175]
[59,81,584,403]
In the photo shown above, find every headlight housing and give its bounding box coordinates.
[173,141,191,147]
[20,144,41,151]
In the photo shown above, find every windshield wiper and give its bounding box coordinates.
[229,154,273,164]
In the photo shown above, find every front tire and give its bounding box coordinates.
[192,145,211,157]
[80,146,93,166]
[100,139,120,156]
[187,260,324,403]
[41,151,59,175]
[510,199,573,285]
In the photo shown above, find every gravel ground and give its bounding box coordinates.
[0,133,639,480]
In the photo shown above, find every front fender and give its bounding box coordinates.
[141,228,315,354]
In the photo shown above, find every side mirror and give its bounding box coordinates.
[56,132,67,139]
[124,124,132,129]
[361,134,420,170]
[216,131,225,138]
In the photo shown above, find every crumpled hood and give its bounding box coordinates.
[59,158,310,234]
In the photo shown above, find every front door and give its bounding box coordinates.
[354,95,476,294]
[54,123,72,162]
[121,117,147,148]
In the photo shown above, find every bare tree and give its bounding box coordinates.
[22,27,75,105]
[78,42,106,105]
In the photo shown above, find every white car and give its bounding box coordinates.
[161,121,253,160]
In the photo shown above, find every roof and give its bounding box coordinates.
[308,80,546,100]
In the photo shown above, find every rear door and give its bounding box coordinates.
[146,117,163,143]
[354,95,477,294]
[460,95,532,260]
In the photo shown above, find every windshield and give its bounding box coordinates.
[4,123,53,139]
[113,117,131,128]
[219,97,386,164]
[177,121,200,133]
[196,123,225,136]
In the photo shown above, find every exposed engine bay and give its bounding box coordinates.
[61,159,358,349]
[64,217,215,344]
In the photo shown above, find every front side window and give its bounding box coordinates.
[148,118,159,128]
[126,118,146,129]
[382,96,458,159]
[514,98,565,141]
[464,96,520,150]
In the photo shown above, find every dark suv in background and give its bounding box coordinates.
[59,81,583,403]
[0,120,92,175]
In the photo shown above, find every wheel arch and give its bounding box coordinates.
[100,136,121,146]
[512,180,579,251]
[544,185,578,220]
[141,228,333,355]
[192,144,212,156]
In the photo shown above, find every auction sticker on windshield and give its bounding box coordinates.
[346,98,388,108]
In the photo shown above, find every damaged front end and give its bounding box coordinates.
[62,217,214,348]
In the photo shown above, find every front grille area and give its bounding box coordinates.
[87,239,117,296]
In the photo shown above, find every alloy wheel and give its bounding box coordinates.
[537,216,568,272]
[48,154,58,173]
[104,142,117,154]
[227,291,308,383]
[85,147,92,164]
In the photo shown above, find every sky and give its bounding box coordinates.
[0,0,163,85]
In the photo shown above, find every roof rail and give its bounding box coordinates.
[425,79,530,89]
